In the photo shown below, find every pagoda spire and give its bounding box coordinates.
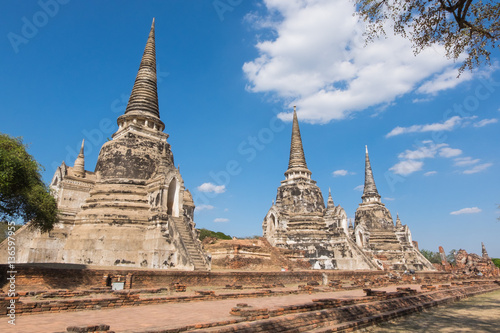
[285,106,311,180]
[395,213,402,228]
[362,145,381,203]
[117,19,165,133]
[327,188,335,208]
[481,242,489,259]
[73,139,85,177]
[125,18,159,118]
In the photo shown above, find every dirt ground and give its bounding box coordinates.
[364,289,500,332]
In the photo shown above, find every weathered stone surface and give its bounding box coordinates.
[264,113,434,272]
[353,148,434,272]
[94,132,173,180]
[275,181,325,214]
[205,237,311,271]
[263,108,377,270]
[454,247,499,277]
[439,246,448,266]
[0,20,208,271]
[482,242,489,259]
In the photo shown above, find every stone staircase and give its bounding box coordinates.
[368,230,403,251]
[78,183,150,224]
[344,236,380,270]
[170,216,209,271]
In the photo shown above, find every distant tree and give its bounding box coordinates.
[198,228,231,241]
[355,0,500,73]
[0,133,58,232]
[420,249,442,263]
[492,258,500,268]
[242,235,261,240]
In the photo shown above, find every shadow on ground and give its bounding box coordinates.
[365,290,500,332]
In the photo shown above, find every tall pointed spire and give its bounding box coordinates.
[362,145,381,203]
[73,139,85,177]
[124,18,160,119]
[285,106,311,180]
[395,213,402,228]
[327,188,335,208]
[115,19,165,135]
[481,242,489,258]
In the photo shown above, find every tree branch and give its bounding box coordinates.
[462,20,494,39]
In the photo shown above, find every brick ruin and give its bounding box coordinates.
[203,237,312,271]
[0,19,208,271]
[1,263,498,329]
[263,108,434,271]
[434,243,499,277]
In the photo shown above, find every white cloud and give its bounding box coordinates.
[412,97,432,103]
[386,116,463,138]
[463,163,493,174]
[389,160,423,176]
[474,118,498,127]
[197,182,226,194]
[354,185,364,191]
[214,218,229,223]
[452,157,492,174]
[416,68,473,95]
[384,197,395,201]
[386,115,495,137]
[197,204,214,211]
[450,207,482,215]
[439,147,462,158]
[454,157,480,166]
[243,0,465,124]
[398,143,447,160]
[390,142,464,176]
[332,169,354,177]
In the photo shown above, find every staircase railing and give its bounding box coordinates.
[345,236,380,270]
[168,216,209,270]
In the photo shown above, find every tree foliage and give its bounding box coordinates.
[0,133,58,232]
[420,248,457,264]
[355,0,500,72]
[0,221,22,243]
[492,258,500,268]
[420,249,442,263]
[198,228,232,241]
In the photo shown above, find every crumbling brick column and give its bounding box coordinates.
[102,274,109,287]
[125,273,133,290]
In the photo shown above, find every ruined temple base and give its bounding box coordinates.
[1,273,498,333]
[1,263,395,291]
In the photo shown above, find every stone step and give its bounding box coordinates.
[369,239,400,244]
[370,234,399,238]
[170,217,207,270]
[81,201,150,210]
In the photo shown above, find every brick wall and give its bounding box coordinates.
[1,263,450,292]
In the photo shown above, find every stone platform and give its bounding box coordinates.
[1,263,451,291]
[1,280,498,333]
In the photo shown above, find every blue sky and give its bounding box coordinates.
[1,1,499,257]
